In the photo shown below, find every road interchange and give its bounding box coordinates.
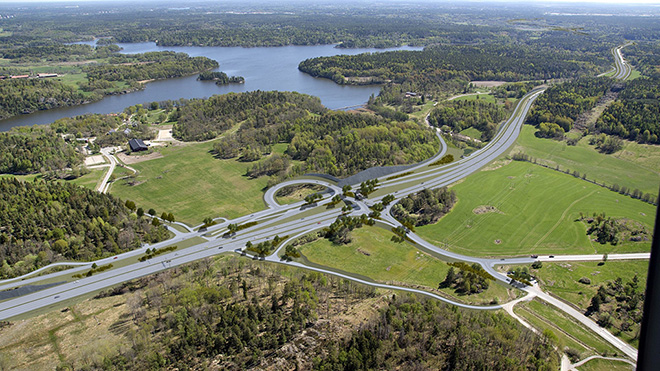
[0,43,643,361]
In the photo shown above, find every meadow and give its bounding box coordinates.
[513,125,660,195]
[417,160,656,257]
[110,141,268,226]
[298,226,515,305]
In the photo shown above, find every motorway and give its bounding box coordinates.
[611,43,633,80]
[0,43,644,362]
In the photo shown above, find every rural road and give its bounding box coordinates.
[0,43,644,364]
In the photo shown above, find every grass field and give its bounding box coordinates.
[298,226,515,305]
[452,93,497,103]
[515,299,621,357]
[110,141,268,226]
[68,168,107,191]
[513,125,660,194]
[578,358,633,371]
[459,127,483,140]
[417,161,655,257]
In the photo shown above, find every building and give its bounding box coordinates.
[10,75,29,79]
[128,138,148,152]
[37,73,58,78]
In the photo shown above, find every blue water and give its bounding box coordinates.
[0,42,421,131]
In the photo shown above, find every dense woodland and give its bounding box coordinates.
[429,100,507,141]
[0,126,82,174]
[596,76,660,144]
[173,91,326,141]
[0,79,88,119]
[0,46,217,119]
[198,71,244,85]
[0,178,169,279]
[391,187,457,227]
[168,91,438,180]
[85,51,218,83]
[526,77,614,133]
[299,44,608,105]
[61,256,559,370]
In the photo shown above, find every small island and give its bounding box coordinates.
[197,71,245,85]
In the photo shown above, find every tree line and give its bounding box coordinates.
[0,178,169,279]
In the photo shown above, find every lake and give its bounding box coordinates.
[0,43,421,131]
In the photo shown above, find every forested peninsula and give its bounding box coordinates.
[0,44,217,120]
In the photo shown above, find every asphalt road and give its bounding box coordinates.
[0,43,644,362]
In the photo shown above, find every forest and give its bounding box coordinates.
[391,187,457,227]
[168,91,438,180]
[0,126,82,174]
[0,47,217,120]
[0,79,89,120]
[197,71,244,85]
[316,295,558,370]
[59,255,559,370]
[0,178,169,279]
[428,100,507,141]
[84,51,218,83]
[172,91,326,142]
[298,44,608,92]
[526,77,615,133]
[595,76,660,144]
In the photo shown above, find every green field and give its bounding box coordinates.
[110,141,268,226]
[514,125,660,194]
[452,93,497,103]
[298,226,515,305]
[531,260,648,312]
[67,168,107,190]
[578,358,634,371]
[459,127,483,140]
[515,299,621,357]
[417,161,655,257]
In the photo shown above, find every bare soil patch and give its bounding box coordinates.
[473,205,503,215]
[471,81,507,87]
[116,151,163,165]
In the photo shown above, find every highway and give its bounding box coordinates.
[611,43,632,80]
[0,43,645,362]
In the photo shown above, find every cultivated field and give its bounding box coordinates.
[417,161,655,257]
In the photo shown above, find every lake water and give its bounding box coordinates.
[0,42,421,131]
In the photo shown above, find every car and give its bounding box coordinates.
[113,256,118,259]
[54,296,60,299]
[531,255,538,258]
[549,255,554,258]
